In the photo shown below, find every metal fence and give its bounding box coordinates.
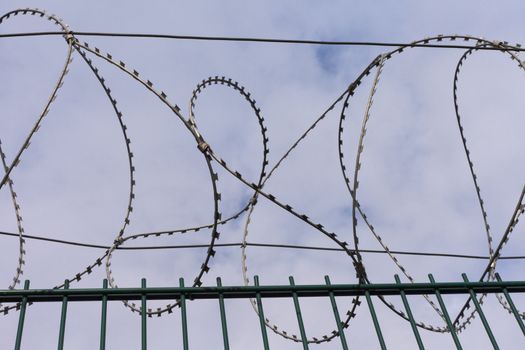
[2,273,525,350]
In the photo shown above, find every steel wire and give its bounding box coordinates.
[1,7,524,344]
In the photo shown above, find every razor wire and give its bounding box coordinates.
[0,8,524,345]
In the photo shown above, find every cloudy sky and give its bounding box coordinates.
[1,1,524,349]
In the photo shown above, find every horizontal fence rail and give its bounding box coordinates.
[2,274,525,349]
[3,280,525,303]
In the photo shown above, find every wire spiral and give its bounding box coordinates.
[1,8,524,344]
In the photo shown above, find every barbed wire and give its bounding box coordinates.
[1,7,524,344]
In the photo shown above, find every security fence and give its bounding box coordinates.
[1,273,525,349]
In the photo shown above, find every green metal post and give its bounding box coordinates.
[57,280,69,350]
[141,278,147,350]
[324,276,349,350]
[254,276,270,350]
[179,278,189,350]
[395,275,425,350]
[428,274,462,349]
[289,276,309,350]
[216,277,230,350]
[365,290,387,350]
[495,273,525,336]
[100,279,108,350]
[14,280,30,350]
[462,274,499,349]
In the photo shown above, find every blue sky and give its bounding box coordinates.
[1,1,525,349]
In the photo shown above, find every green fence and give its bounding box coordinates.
[2,273,525,350]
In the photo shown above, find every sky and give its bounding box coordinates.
[0,1,525,349]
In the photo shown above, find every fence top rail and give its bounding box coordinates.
[1,278,525,303]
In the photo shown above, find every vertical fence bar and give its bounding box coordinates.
[216,277,230,350]
[289,276,309,350]
[179,278,189,350]
[14,280,30,350]
[365,290,387,350]
[141,278,147,350]
[495,273,525,336]
[254,276,270,350]
[57,280,69,350]
[461,274,499,349]
[394,275,425,350]
[324,276,349,350]
[100,279,108,350]
[428,274,462,349]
